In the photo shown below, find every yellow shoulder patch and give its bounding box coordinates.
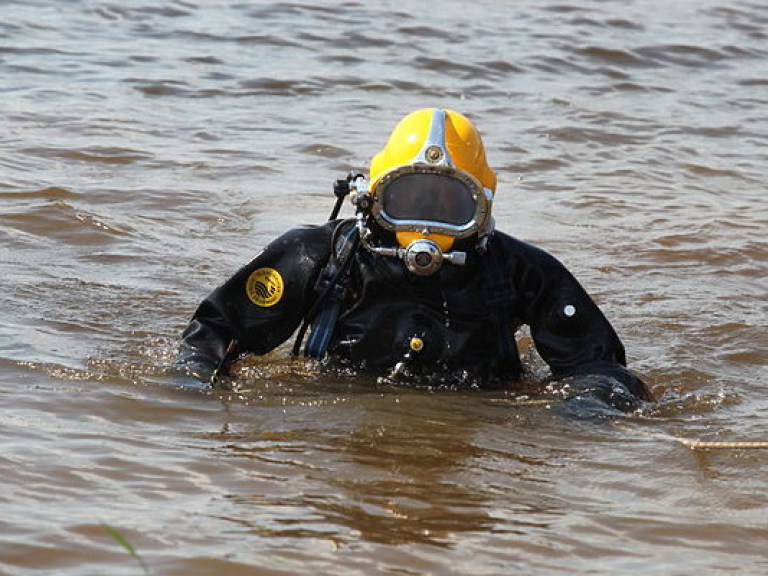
[246,267,284,307]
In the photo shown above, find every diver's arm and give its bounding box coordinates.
[512,243,651,412]
[175,301,241,384]
[175,223,336,385]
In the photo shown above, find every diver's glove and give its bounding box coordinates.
[174,338,239,389]
[549,362,650,419]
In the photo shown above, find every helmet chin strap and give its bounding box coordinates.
[356,218,467,276]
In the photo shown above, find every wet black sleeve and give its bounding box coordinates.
[175,223,335,383]
[503,236,652,411]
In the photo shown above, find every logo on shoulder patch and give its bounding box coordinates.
[246,267,284,307]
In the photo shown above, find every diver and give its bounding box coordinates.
[175,108,653,413]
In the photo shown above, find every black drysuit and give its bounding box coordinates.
[176,219,651,411]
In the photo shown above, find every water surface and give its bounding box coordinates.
[1,0,767,574]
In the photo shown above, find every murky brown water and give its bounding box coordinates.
[2,0,767,574]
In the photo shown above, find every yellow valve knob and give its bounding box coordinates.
[409,337,424,352]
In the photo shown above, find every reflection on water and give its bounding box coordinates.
[2,0,768,574]
[205,393,567,547]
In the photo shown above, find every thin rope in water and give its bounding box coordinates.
[671,438,768,450]
[614,423,768,451]
[490,397,768,450]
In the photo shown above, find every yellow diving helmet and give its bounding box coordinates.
[361,108,497,275]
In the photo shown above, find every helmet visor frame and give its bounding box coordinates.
[371,165,492,239]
